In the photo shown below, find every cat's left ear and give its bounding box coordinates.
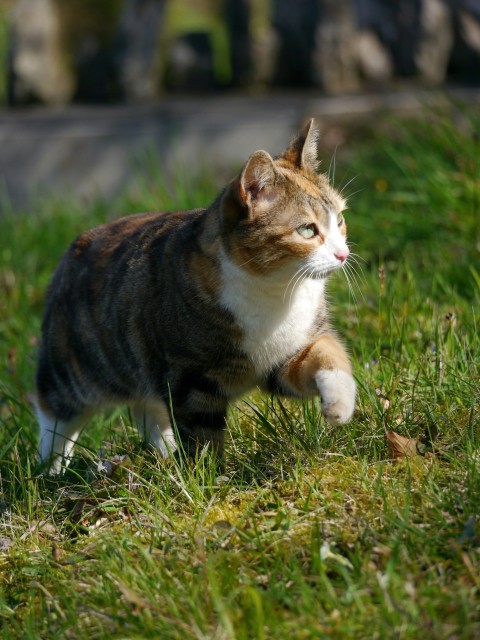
[282,118,319,171]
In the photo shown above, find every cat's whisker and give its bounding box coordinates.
[283,266,304,302]
[346,255,368,287]
[346,246,368,282]
[348,268,367,295]
[346,268,362,302]
[341,265,358,307]
[348,250,367,264]
[289,264,316,305]
[342,187,365,200]
[347,254,366,272]
[343,260,365,305]
[289,269,314,306]
[285,264,312,305]
[345,255,363,280]
[338,174,358,198]
[284,265,306,297]
[340,261,356,299]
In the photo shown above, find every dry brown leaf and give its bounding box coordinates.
[386,430,419,460]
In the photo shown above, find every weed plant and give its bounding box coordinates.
[0,107,479,639]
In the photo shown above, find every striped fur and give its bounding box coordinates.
[36,119,356,473]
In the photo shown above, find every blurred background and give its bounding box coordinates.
[0,0,479,207]
[3,0,480,104]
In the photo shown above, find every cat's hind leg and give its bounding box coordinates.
[132,398,177,457]
[173,408,227,461]
[36,402,90,474]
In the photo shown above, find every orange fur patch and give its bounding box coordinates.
[283,333,352,395]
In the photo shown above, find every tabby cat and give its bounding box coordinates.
[35,119,356,473]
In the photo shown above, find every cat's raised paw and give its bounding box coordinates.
[315,369,356,425]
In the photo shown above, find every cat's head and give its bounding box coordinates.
[221,119,349,282]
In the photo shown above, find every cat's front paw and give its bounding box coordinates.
[315,369,356,425]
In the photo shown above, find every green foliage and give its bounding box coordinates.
[0,108,479,639]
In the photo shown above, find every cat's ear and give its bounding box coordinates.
[239,150,277,207]
[282,118,319,171]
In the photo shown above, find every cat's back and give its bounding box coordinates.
[46,208,205,300]
[69,208,202,266]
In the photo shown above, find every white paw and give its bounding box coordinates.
[315,369,356,425]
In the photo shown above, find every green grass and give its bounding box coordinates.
[0,106,479,639]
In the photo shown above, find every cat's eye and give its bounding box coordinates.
[297,224,317,239]
[337,214,344,227]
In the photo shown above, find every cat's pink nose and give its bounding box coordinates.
[335,247,349,263]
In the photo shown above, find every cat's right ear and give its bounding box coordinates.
[239,150,277,208]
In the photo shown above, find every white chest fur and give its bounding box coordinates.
[220,255,325,375]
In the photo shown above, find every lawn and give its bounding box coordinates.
[0,105,479,639]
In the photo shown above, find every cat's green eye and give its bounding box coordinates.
[297,224,317,239]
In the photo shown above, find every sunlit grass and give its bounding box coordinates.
[0,107,479,639]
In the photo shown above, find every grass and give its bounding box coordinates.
[0,106,479,639]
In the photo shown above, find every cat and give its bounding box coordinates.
[35,119,356,474]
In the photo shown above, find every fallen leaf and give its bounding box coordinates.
[386,430,419,459]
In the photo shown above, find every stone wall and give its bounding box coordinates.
[6,0,480,105]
